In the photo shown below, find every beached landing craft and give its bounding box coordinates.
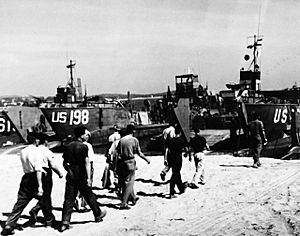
[158,35,300,159]
[0,110,21,146]
[212,35,300,158]
[40,60,168,150]
[0,106,54,147]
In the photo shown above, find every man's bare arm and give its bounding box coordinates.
[85,157,92,186]
[36,171,43,197]
[48,158,64,178]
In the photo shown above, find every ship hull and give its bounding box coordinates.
[41,107,168,152]
[0,106,53,147]
[211,103,300,158]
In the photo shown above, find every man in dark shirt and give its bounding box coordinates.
[60,126,106,232]
[248,112,267,168]
[117,124,150,210]
[189,129,209,189]
[165,126,189,199]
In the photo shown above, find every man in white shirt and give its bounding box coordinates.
[1,133,56,235]
[103,125,121,189]
[160,122,176,181]
[28,133,63,225]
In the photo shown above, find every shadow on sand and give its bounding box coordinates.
[136,191,169,199]
[135,178,169,186]
[219,164,253,168]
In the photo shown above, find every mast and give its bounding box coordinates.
[247,34,263,72]
[66,60,76,88]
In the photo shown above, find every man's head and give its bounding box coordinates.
[169,120,175,127]
[113,124,120,132]
[252,112,260,120]
[193,128,200,135]
[74,126,89,141]
[119,128,127,137]
[27,132,47,146]
[175,125,181,135]
[126,124,135,135]
[37,133,48,145]
[27,132,37,144]
[82,130,91,142]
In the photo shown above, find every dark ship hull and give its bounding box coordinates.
[212,103,300,158]
[0,60,168,151]
[0,106,54,147]
[41,106,168,151]
[210,35,300,158]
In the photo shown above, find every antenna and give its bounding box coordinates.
[257,3,262,37]
[246,3,263,72]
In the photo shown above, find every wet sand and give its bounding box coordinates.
[0,149,300,235]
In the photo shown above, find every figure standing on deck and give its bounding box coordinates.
[248,112,267,168]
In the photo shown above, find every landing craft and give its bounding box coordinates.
[0,110,21,146]
[212,34,300,159]
[158,35,300,159]
[40,60,168,151]
[0,106,54,147]
[41,107,131,146]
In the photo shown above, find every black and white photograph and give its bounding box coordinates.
[0,0,300,235]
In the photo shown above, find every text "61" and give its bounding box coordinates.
[51,110,89,125]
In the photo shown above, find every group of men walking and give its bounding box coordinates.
[158,110,267,199]
[1,123,150,235]
[1,111,267,235]
[1,132,64,235]
[160,122,210,199]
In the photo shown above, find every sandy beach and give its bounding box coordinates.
[0,147,300,236]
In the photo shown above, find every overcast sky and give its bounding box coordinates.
[1,0,300,97]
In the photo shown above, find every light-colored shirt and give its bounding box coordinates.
[108,132,121,143]
[108,139,120,157]
[37,145,55,168]
[163,126,175,141]
[84,141,95,162]
[20,144,45,173]
[117,134,143,160]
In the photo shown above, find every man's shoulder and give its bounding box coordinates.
[163,126,173,133]
[21,144,36,153]
[120,135,138,144]
[38,145,53,155]
[84,142,92,148]
[67,141,88,150]
[68,140,82,146]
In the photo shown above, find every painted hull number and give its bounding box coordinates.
[0,117,12,133]
[51,109,89,125]
[273,108,288,124]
